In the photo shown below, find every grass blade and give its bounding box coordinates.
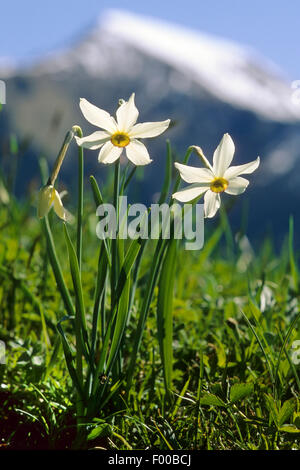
[158,140,173,204]
[289,215,298,292]
[63,224,87,337]
[157,238,177,395]
[240,309,275,385]
[126,237,167,393]
[41,216,75,318]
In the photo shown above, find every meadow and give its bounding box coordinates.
[0,98,300,451]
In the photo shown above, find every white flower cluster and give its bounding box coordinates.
[38,93,259,221]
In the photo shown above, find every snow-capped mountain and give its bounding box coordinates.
[32,9,300,122]
[100,10,300,122]
[1,9,300,245]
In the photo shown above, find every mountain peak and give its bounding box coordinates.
[91,9,298,122]
[12,8,298,123]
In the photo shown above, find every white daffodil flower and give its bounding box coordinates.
[38,184,70,221]
[172,133,260,218]
[75,93,170,166]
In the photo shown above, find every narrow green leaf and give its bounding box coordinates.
[241,309,275,385]
[113,238,142,304]
[91,245,108,355]
[106,277,131,372]
[10,134,18,155]
[90,174,104,206]
[111,160,121,308]
[63,223,90,390]
[106,239,141,373]
[89,175,111,266]
[56,319,85,400]
[91,304,119,397]
[170,377,191,420]
[41,217,75,318]
[126,237,167,393]
[219,205,234,257]
[289,215,298,291]
[63,224,87,334]
[197,225,224,265]
[122,164,136,192]
[152,420,174,450]
[276,328,300,394]
[172,146,194,194]
[157,238,177,393]
[158,140,173,204]
[74,126,84,270]
[44,337,61,379]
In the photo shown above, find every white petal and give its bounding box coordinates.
[63,208,75,224]
[98,141,123,164]
[79,98,117,133]
[75,131,110,150]
[116,93,139,131]
[125,140,152,166]
[59,190,68,200]
[204,191,221,218]
[129,120,170,138]
[53,190,67,221]
[224,157,260,180]
[172,184,209,203]
[175,162,213,184]
[225,176,249,195]
[213,133,235,177]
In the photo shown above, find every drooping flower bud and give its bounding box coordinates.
[37,184,66,220]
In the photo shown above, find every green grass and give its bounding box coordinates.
[0,191,299,450]
[0,124,299,450]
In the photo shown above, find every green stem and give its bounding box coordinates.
[49,130,74,186]
[126,236,168,393]
[72,125,85,431]
[126,145,195,394]
[172,146,194,194]
[111,160,120,310]
[72,126,84,269]
[41,217,75,318]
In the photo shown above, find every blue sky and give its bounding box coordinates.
[1,0,299,79]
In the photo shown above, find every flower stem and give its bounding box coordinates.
[71,126,85,435]
[111,160,120,310]
[41,216,75,318]
[172,146,194,194]
[49,130,74,186]
[72,126,84,269]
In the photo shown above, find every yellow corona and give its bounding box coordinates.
[210,177,228,193]
[110,132,130,148]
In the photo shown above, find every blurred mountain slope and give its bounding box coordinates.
[1,9,299,246]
